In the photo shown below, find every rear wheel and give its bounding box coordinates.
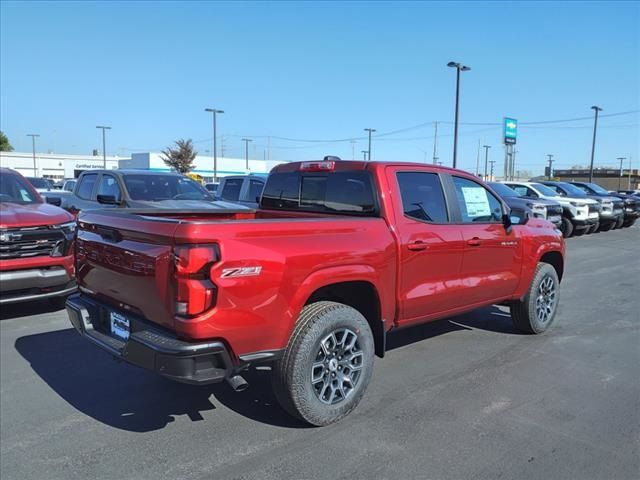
[273,301,375,426]
[560,217,574,238]
[511,263,560,334]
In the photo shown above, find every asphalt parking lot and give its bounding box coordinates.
[1,226,638,480]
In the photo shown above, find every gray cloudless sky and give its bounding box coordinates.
[1,0,638,175]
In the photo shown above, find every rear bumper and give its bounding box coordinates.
[65,294,239,385]
[0,265,76,304]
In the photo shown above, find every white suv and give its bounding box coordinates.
[504,181,600,238]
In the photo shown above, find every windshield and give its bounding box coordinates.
[531,183,560,197]
[583,182,610,195]
[122,174,214,201]
[0,173,42,204]
[25,177,49,189]
[557,182,588,197]
[488,182,520,198]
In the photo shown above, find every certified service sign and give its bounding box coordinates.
[503,117,518,145]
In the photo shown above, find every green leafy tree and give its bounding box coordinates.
[161,139,197,174]
[0,130,14,151]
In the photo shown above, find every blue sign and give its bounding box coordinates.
[503,117,517,145]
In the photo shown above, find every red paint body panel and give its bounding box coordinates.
[74,162,565,359]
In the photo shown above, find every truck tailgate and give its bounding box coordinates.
[76,211,180,330]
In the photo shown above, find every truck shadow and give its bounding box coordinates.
[0,300,64,320]
[14,306,517,432]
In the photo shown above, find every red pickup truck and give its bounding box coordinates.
[1,168,77,306]
[66,160,565,425]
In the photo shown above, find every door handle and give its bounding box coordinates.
[407,241,428,251]
[467,237,482,247]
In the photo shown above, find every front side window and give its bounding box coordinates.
[248,179,265,201]
[453,176,503,223]
[97,175,122,201]
[396,172,448,223]
[77,174,98,200]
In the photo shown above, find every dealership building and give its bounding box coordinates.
[0,151,285,182]
[553,168,640,191]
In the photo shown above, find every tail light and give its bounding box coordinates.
[299,161,336,172]
[173,245,219,317]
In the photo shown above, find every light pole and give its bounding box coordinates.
[242,138,252,170]
[483,145,491,179]
[589,106,602,183]
[361,150,368,161]
[205,108,224,181]
[26,134,40,176]
[489,160,496,180]
[617,157,627,190]
[432,121,439,164]
[547,154,555,180]
[96,126,111,168]
[447,61,471,169]
[364,128,376,160]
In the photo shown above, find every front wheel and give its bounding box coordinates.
[622,218,636,228]
[511,263,560,334]
[560,217,574,238]
[273,301,375,426]
[614,216,625,229]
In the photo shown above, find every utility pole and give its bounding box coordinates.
[241,138,252,171]
[26,134,40,176]
[432,121,439,164]
[629,156,633,190]
[205,108,224,180]
[361,150,368,161]
[589,105,602,183]
[547,154,555,180]
[267,136,271,161]
[96,126,111,168]
[350,139,356,160]
[483,145,491,179]
[447,61,471,168]
[489,160,496,180]
[364,128,376,161]
[220,135,226,158]
[617,157,627,190]
[475,139,481,175]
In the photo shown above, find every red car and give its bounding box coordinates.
[66,160,565,425]
[0,168,76,306]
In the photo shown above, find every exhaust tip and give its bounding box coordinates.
[226,374,249,392]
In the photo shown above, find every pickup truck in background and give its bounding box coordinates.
[488,182,563,228]
[63,169,251,215]
[1,168,76,306]
[571,181,639,229]
[504,181,600,237]
[215,175,266,207]
[66,160,565,425]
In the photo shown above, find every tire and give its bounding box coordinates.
[510,263,560,334]
[622,218,636,228]
[598,221,613,232]
[560,217,574,238]
[48,296,68,310]
[590,222,599,233]
[273,301,375,426]
[614,216,624,229]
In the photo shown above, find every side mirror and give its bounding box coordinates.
[505,207,529,227]
[45,196,62,207]
[97,194,120,205]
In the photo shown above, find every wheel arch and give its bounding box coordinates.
[539,250,564,281]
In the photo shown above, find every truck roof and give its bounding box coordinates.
[270,160,465,174]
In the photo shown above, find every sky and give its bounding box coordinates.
[1,0,639,176]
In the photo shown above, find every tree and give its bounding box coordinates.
[160,139,197,174]
[0,130,14,151]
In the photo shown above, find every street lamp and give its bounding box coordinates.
[547,154,555,180]
[242,138,252,170]
[483,145,491,179]
[361,150,368,161]
[447,61,471,169]
[489,160,496,180]
[26,134,40,176]
[589,106,602,183]
[96,126,111,168]
[205,108,224,181]
[364,128,376,161]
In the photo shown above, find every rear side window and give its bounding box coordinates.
[261,171,376,215]
[77,174,98,200]
[396,172,448,223]
[452,176,503,223]
[220,178,243,201]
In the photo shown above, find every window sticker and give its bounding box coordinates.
[461,186,491,217]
